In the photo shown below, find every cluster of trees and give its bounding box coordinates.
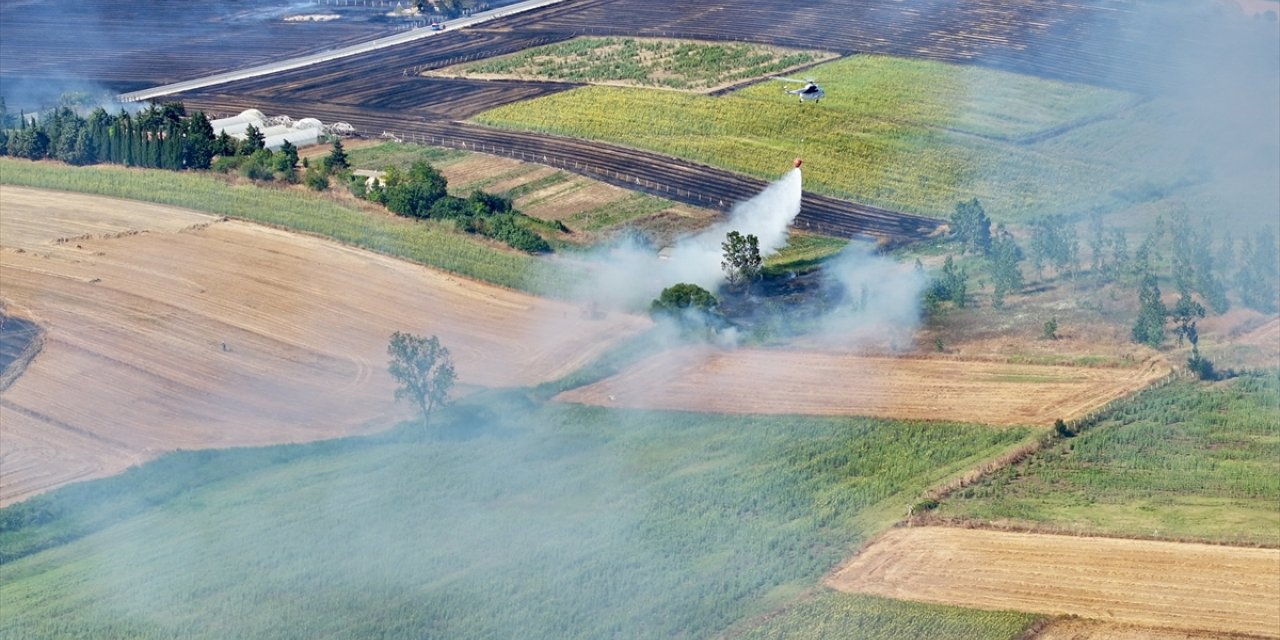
[210,128,345,190]
[0,98,353,188]
[648,230,771,337]
[923,255,967,309]
[0,102,218,170]
[1128,212,1277,354]
[353,160,552,253]
[942,194,1278,379]
[943,199,1025,309]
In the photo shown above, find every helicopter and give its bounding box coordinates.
[772,76,824,103]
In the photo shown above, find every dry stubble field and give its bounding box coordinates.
[555,346,1170,426]
[829,527,1280,638]
[0,186,650,505]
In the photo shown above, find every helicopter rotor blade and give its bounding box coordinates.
[770,76,807,84]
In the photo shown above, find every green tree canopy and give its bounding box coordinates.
[651,283,719,316]
[326,137,349,173]
[721,230,762,288]
[950,198,992,255]
[1131,272,1167,348]
[387,332,456,431]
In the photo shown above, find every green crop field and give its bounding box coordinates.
[729,590,1039,640]
[0,396,1031,639]
[472,55,1205,221]
[935,372,1280,545]
[0,158,570,294]
[345,141,466,172]
[446,37,832,91]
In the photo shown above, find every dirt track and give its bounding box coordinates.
[828,527,1280,638]
[554,346,1168,426]
[0,186,650,505]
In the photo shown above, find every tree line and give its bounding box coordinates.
[0,101,219,170]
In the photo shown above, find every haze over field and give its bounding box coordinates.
[0,0,1277,639]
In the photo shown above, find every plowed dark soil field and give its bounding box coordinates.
[7,0,1203,243]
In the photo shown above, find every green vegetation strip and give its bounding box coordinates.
[731,590,1040,640]
[474,55,1167,221]
[0,159,568,294]
[451,37,830,91]
[345,141,466,172]
[764,233,850,275]
[0,398,1029,639]
[936,372,1280,545]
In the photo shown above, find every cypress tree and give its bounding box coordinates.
[1131,272,1166,348]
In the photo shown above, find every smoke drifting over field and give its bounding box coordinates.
[575,168,803,309]
[814,243,928,348]
[1145,3,1280,227]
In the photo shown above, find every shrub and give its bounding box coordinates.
[304,167,330,191]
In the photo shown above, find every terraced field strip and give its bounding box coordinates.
[828,527,1280,638]
[554,347,1168,426]
[0,186,649,505]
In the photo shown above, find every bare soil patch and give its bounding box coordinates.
[0,187,214,250]
[555,347,1168,426]
[828,527,1280,638]
[516,178,631,221]
[438,154,527,191]
[485,164,560,195]
[0,186,649,505]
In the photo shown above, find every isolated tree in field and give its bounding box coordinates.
[1170,291,1205,347]
[721,230,762,288]
[1131,272,1167,348]
[387,332,456,430]
[326,138,349,173]
[1042,317,1058,340]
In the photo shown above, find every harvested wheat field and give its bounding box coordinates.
[828,527,1280,638]
[0,186,650,505]
[555,346,1169,426]
[1032,617,1269,640]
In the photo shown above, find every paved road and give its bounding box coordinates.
[118,0,572,102]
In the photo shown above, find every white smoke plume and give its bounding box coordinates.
[574,168,803,309]
[812,242,929,349]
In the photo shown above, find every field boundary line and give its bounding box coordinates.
[896,368,1280,549]
[907,367,1185,517]
[0,314,45,393]
[900,516,1280,550]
